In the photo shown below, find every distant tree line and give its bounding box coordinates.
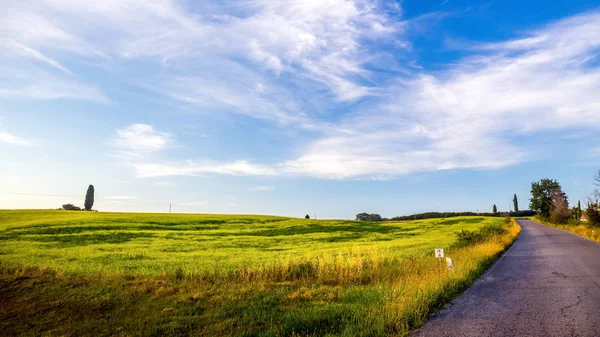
[355,213,383,221]
[388,210,536,221]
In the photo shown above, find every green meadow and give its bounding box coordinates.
[0,210,519,336]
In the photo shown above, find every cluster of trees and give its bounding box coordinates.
[61,185,95,211]
[391,212,480,221]
[355,213,383,221]
[389,210,536,221]
[530,171,599,226]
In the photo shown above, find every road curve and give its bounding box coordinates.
[413,219,600,337]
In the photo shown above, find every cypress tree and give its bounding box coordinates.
[493,204,498,214]
[84,185,95,211]
[513,194,519,212]
[577,200,582,219]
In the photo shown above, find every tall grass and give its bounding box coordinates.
[0,211,520,336]
[533,217,600,242]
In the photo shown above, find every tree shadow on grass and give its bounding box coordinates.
[2,225,221,236]
[206,223,416,238]
[437,217,485,226]
[0,232,155,246]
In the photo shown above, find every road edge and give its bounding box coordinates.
[411,219,522,336]
[528,218,600,244]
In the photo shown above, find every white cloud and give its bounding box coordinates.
[0,132,30,145]
[0,82,110,103]
[111,124,277,178]
[153,181,178,187]
[113,124,172,153]
[279,10,600,179]
[131,160,277,178]
[249,186,275,191]
[0,38,71,75]
[4,1,600,180]
[115,9,600,180]
[0,0,403,118]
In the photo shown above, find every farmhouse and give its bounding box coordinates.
[580,215,588,222]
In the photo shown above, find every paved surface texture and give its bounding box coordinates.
[413,220,600,337]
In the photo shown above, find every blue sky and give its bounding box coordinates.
[1,0,599,218]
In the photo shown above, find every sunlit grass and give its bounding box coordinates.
[534,217,600,242]
[0,210,520,336]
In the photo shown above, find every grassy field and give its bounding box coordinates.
[0,210,520,336]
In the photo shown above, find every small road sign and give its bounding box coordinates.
[435,248,444,258]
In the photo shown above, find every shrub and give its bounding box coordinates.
[587,202,600,227]
[61,204,81,211]
[453,224,507,248]
[355,213,382,221]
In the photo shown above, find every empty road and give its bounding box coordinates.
[413,219,600,337]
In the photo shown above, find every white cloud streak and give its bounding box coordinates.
[0,132,30,145]
[132,160,277,178]
[144,10,600,180]
[0,38,72,75]
[4,2,600,179]
[1,0,402,118]
[249,186,275,191]
[280,10,600,178]
[112,124,172,154]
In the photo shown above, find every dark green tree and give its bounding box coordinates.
[530,178,561,220]
[586,202,599,227]
[493,204,497,214]
[577,200,582,220]
[62,203,81,211]
[84,185,95,211]
[513,194,519,212]
[305,214,310,219]
[355,213,382,221]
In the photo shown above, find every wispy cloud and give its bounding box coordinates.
[132,160,277,178]
[0,38,72,75]
[249,186,275,191]
[279,10,600,178]
[5,1,600,180]
[112,124,172,154]
[111,123,278,178]
[0,0,404,123]
[0,132,30,145]
[153,181,178,187]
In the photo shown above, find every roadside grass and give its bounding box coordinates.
[532,217,600,243]
[0,210,520,336]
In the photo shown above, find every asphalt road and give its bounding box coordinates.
[413,219,600,337]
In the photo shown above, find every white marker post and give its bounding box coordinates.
[446,257,454,271]
[435,248,444,268]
